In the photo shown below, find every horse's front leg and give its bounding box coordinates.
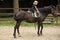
[13,22,17,38]
[16,21,21,37]
[37,22,43,36]
[37,22,40,36]
[40,23,43,35]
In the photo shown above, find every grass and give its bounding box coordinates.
[0,21,59,27]
[0,21,37,27]
[0,21,15,26]
[0,17,60,27]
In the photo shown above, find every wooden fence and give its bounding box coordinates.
[0,5,60,24]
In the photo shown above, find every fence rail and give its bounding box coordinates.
[0,5,60,12]
[0,5,60,24]
[0,8,30,9]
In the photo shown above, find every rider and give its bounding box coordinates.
[32,0,40,17]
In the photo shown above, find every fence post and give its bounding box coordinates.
[55,6,58,25]
[56,17,58,25]
[13,0,19,13]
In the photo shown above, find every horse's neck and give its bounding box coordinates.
[41,13,49,21]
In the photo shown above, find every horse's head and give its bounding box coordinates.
[50,5,57,17]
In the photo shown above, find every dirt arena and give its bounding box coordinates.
[0,26,60,40]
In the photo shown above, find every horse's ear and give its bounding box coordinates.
[52,6,55,9]
[50,5,56,9]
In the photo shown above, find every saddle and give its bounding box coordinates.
[27,10,40,18]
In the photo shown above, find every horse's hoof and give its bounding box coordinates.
[39,34,42,36]
[40,33,42,36]
[38,33,42,36]
[14,35,16,38]
[13,34,16,38]
[18,34,21,37]
[14,36,16,38]
[18,35,21,37]
[37,33,40,36]
[37,32,40,36]
[38,34,40,36]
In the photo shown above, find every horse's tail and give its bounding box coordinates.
[13,13,18,20]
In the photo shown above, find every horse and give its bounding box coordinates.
[13,5,56,38]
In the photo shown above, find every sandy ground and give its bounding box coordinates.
[0,26,60,40]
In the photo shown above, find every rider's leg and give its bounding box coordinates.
[37,10,40,17]
[34,11,37,17]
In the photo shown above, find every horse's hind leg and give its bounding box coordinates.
[13,21,20,38]
[16,21,21,37]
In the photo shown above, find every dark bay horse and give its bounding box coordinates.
[13,5,56,38]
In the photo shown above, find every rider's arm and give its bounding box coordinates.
[34,6,38,11]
